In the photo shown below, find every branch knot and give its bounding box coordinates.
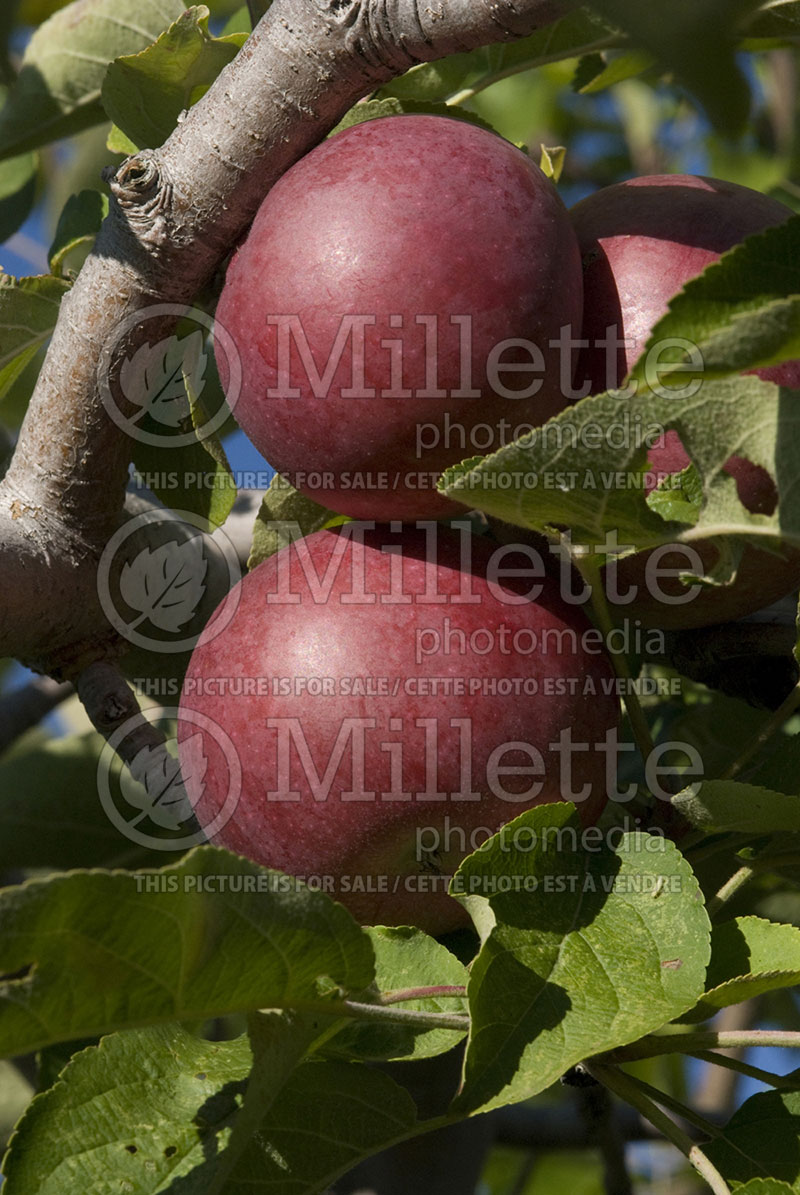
[107,153,175,249]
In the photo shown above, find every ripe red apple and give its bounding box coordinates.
[214,114,584,521]
[570,174,800,628]
[571,173,799,395]
[177,524,619,932]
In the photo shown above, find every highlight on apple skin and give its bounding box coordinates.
[177,523,620,933]
[214,113,584,522]
[570,173,800,629]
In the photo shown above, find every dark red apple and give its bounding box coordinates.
[177,524,619,931]
[571,173,799,395]
[215,114,584,521]
[571,174,800,628]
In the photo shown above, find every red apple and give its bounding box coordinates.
[571,174,800,628]
[177,524,619,931]
[571,173,799,395]
[214,114,584,521]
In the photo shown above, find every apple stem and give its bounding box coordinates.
[337,998,470,1033]
[720,680,800,781]
[378,986,467,1006]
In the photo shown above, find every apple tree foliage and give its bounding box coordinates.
[0,1,800,1193]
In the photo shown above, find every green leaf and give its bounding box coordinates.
[768,183,800,216]
[750,732,800,796]
[735,1183,797,1195]
[18,0,72,21]
[0,150,37,242]
[36,1038,99,1094]
[450,805,711,1115]
[439,374,800,586]
[106,123,138,155]
[205,1058,419,1193]
[0,729,183,871]
[379,9,620,103]
[630,217,800,382]
[705,1089,800,1187]
[248,474,348,570]
[646,461,704,526]
[128,331,238,526]
[0,0,188,160]
[672,780,800,834]
[2,1024,253,1193]
[583,0,761,136]
[0,274,69,404]
[661,694,774,789]
[743,2,800,40]
[3,1018,422,1195]
[244,0,271,24]
[324,926,469,1061]
[205,1009,344,1193]
[572,48,655,93]
[688,916,800,1020]
[221,5,252,37]
[185,360,237,527]
[0,846,374,1056]
[330,96,499,139]
[0,345,52,429]
[102,5,246,151]
[538,143,566,183]
[48,189,108,278]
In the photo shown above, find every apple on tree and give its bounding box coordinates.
[178,524,620,932]
[570,173,800,628]
[214,113,584,521]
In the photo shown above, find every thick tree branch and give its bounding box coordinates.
[0,0,575,675]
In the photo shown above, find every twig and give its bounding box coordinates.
[708,848,800,918]
[446,33,621,104]
[706,864,757,919]
[693,1001,755,1119]
[587,1063,732,1195]
[602,1028,800,1062]
[76,660,169,772]
[607,1068,723,1141]
[721,682,800,780]
[690,1050,800,1092]
[75,660,197,830]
